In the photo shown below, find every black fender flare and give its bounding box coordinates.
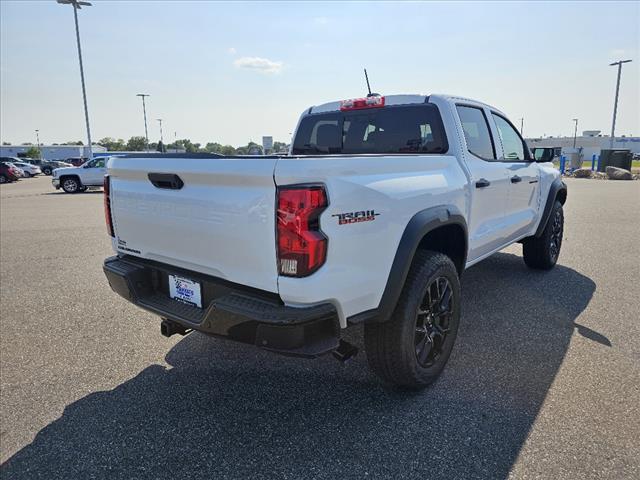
[535,178,567,237]
[348,205,467,325]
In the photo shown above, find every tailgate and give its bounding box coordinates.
[108,156,279,293]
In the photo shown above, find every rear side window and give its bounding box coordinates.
[456,105,495,160]
[292,104,448,155]
[492,113,525,160]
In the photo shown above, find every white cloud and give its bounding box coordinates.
[233,56,284,74]
[227,47,237,55]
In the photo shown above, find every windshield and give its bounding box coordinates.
[292,104,448,155]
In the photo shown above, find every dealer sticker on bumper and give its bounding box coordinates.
[169,274,202,308]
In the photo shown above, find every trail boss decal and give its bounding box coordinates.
[332,210,380,225]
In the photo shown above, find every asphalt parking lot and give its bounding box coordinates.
[1,175,639,479]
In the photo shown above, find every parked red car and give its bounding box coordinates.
[65,157,88,167]
[0,161,20,183]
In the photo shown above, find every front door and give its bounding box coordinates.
[490,113,540,241]
[83,158,107,185]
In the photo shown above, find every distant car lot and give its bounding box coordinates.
[0,175,638,479]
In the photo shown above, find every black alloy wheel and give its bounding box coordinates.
[549,209,563,263]
[414,276,453,368]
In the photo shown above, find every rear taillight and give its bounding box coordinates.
[340,95,385,111]
[103,175,115,237]
[277,185,328,277]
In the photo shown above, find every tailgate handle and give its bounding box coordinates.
[148,173,184,190]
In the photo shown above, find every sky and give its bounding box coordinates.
[1,0,639,147]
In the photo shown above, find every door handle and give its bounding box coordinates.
[475,178,491,188]
[510,175,522,183]
[148,173,184,190]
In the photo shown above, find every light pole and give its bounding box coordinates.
[609,59,632,149]
[57,0,93,160]
[572,118,578,148]
[157,118,164,152]
[35,129,41,159]
[136,93,150,151]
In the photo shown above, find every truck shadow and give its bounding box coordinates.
[1,253,598,480]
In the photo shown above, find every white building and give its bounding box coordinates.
[0,144,106,161]
[526,131,640,160]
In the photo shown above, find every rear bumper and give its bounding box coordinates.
[103,255,340,357]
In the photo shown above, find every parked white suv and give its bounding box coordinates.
[52,157,107,193]
[12,161,41,178]
[102,94,566,388]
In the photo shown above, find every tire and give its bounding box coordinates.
[42,167,52,175]
[0,174,7,184]
[522,200,564,270]
[61,177,81,194]
[23,171,31,178]
[364,250,461,389]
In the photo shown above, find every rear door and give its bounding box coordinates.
[490,112,540,240]
[455,104,511,262]
[108,156,280,293]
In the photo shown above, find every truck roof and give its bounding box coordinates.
[308,93,504,116]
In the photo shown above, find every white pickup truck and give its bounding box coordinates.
[52,157,107,193]
[103,94,566,388]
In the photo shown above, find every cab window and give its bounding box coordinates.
[292,104,448,155]
[456,105,495,160]
[492,114,526,161]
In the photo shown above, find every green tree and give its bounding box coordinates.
[24,146,41,159]
[156,140,166,153]
[220,145,236,156]
[126,136,147,151]
[98,137,126,151]
[21,142,33,145]
[204,142,236,155]
[236,141,261,155]
[205,142,223,153]
[174,139,199,153]
[2,142,11,146]
[272,141,288,153]
[63,141,84,145]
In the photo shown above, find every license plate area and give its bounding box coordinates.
[168,274,202,309]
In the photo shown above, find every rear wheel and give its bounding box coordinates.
[42,167,52,175]
[0,174,7,184]
[61,177,81,194]
[523,200,564,270]
[365,251,461,389]
[23,171,31,178]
